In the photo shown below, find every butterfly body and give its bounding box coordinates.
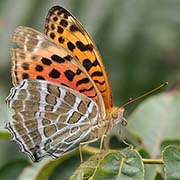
[6,6,125,162]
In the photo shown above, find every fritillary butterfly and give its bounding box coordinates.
[6,6,126,162]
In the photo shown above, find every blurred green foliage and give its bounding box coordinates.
[0,0,180,179]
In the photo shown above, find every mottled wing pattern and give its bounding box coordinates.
[6,79,99,162]
[11,26,100,106]
[44,6,112,109]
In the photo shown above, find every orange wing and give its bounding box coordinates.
[44,6,112,109]
[11,26,99,105]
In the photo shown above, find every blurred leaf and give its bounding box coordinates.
[48,154,82,180]
[0,86,11,130]
[71,147,144,180]
[144,164,157,180]
[0,159,30,180]
[163,146,180,180]
[17,159,51,180]
[17,151,80,180]
[128,90,180,157]
[138,147,151,159]
[160,139,180,151]
[154,172,164,180]
[0,131,10,140]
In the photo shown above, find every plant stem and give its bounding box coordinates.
[83,146,164,165]
[142,158,163,164]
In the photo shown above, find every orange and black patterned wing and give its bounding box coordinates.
[11,26,99,105]
[44,6,112,110]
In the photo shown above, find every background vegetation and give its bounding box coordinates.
[0,0,180,179]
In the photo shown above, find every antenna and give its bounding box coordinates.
[122,82,168,107]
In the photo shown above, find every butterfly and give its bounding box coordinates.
[6,6,126,162]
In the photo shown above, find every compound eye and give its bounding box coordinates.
[111,112,118,119]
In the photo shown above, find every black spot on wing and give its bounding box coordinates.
[76,41,93,52]
[67,42,75,52]
[22,73,29,79]
[88,93,97,99]
[58,37,65,43]
[35,65,43,72]
[82,59,99,71]
[64,55,72,61]
[57,26,64,33]
[82,59,91,71]
[51,55,65,63]
[37,76,45,80]
[51,24,55,30]
[91,71,103,77]
[94,80,105,85]
[22,63,29,70]
[76,68,81,75]
[49,69,60,78]
[60,19,68,27]
[50,32,55,39]
[79,86,94,93]
[76,78,89,87]
[70,25,79,32]
[64,70,75,81]
[41,58,52,66]
[53,16,58,22]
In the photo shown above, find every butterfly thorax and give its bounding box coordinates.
[90,107,125,138]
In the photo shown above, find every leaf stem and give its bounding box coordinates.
[142,158,163,164]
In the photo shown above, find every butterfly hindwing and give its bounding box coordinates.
[44,6,112,109]
[6,79,99,162]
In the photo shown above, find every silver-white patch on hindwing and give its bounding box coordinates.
[6,79,99,162]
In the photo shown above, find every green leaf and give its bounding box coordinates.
[161,139,180,151]
[0,159,31,180]
[127,90,180,157]
[70,147,144,180]
[144,165,157,180]
[163,145,180,180]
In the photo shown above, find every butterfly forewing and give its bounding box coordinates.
[44,6,112,109]
[6,79,99,162]
[11,26,101,107]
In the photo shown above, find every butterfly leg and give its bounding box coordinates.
[99,124,110,150]
[118,122,130,147]
[100,133,111,150]
[79,138,98,163]
[121,117,128,126]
